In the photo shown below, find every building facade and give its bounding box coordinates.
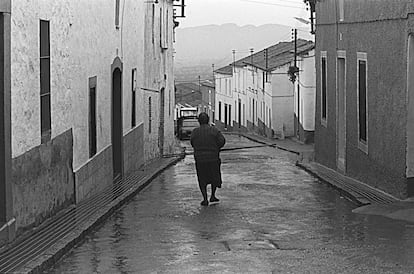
[175,80,215,121]
[215,40,315,142]
[0,0,178,246]
[309,0,414,198]
[214,67,235,130]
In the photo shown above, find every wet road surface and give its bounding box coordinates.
[48,135,414,273]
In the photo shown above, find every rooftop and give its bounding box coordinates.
[215,39,314,75]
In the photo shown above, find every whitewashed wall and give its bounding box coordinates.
[214,73,233,123]
[10,0,147,171]
[297,50,316,131]
[11,0,74,157]
[271,64,295,137]
[143,0,175,160]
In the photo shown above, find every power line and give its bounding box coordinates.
[239,0,305,9]
[268,0,304,4]
[241,0,303,5]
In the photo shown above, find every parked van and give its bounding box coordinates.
[177,116,198,140]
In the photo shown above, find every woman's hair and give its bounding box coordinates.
[198,112,209,125]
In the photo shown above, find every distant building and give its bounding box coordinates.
[307,0,414,198]
[0,0,180,246]
[175,80,215,120]
[214,40,315,142]
[214,66,234,130]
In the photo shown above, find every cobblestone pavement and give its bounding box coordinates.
[47,135,414,273]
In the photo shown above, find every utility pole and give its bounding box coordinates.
[293,28,300,137]
[198,75,201,94]
[232,49,236,74]
[250,48,254,82]
[294,28,297,69]
[212,64,215,81]
[264,48,268,83]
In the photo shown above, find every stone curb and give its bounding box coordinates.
[296,162,367,206]
[224,132,300,155]
[25,155,184,274]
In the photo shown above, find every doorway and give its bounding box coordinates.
[238,99,241,128]
[336,54,346,172]
[112,66,123,181]
[159,87,165,155]
[407,35,414,193]
[224,104,228,128]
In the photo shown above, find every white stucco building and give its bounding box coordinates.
[215,40,315,142]
[0,0,181,244]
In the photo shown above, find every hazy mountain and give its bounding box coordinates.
[174,23,313,81]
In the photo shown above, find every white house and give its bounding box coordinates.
[0,0,180,246]
[214,39,315,142]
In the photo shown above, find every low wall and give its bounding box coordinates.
[123,124,144,176]
[12,129,74,233]
[74,145,112,202]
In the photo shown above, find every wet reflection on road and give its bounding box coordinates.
[48,135,414,273]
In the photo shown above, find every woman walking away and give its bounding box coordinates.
[190,112,226,206]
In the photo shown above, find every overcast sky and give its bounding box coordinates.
[179,0,310,29]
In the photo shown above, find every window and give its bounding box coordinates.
[224,104,228,126]
[149,97,152,133]
[339,0,344,22]
[131,69,137,128]
[256,100,258,123]
[159,8,162,47]
[249,98,251,119]
[357,52,368,153]
[269,108,271,128]
[152,4,155,44]
[263,71,265,89]
[160,7,168,49]
[115,0,120,29]
[166,10,169,46]
[243,104,245,126]
[169,89,171,116]
[40,20,51,143]
[321,51,327,126]
[262,102,264,120]
[218,101,222,121]
[252,98,255,124]
[89,77,97,158]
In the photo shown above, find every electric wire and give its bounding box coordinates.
[239,0,305,9]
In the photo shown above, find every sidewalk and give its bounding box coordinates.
[0,153,184,273]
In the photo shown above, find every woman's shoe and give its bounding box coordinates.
[209,197,219,203]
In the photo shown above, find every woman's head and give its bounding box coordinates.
[198,112,209,125]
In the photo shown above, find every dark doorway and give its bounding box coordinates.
[224,104,228,128]
[112,67,123,181]
[0,9,13,237]
[238,99,241,128]
[0,12,6,223]
[159,88,165,155]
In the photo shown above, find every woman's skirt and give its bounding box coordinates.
[195,160,222,188]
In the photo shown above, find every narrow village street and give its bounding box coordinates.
[47,135,414,273]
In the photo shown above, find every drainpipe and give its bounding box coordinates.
[0,0,15,244]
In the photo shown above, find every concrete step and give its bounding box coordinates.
[0,156,182,273]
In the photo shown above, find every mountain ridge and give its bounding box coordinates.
[174,23,313,81]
